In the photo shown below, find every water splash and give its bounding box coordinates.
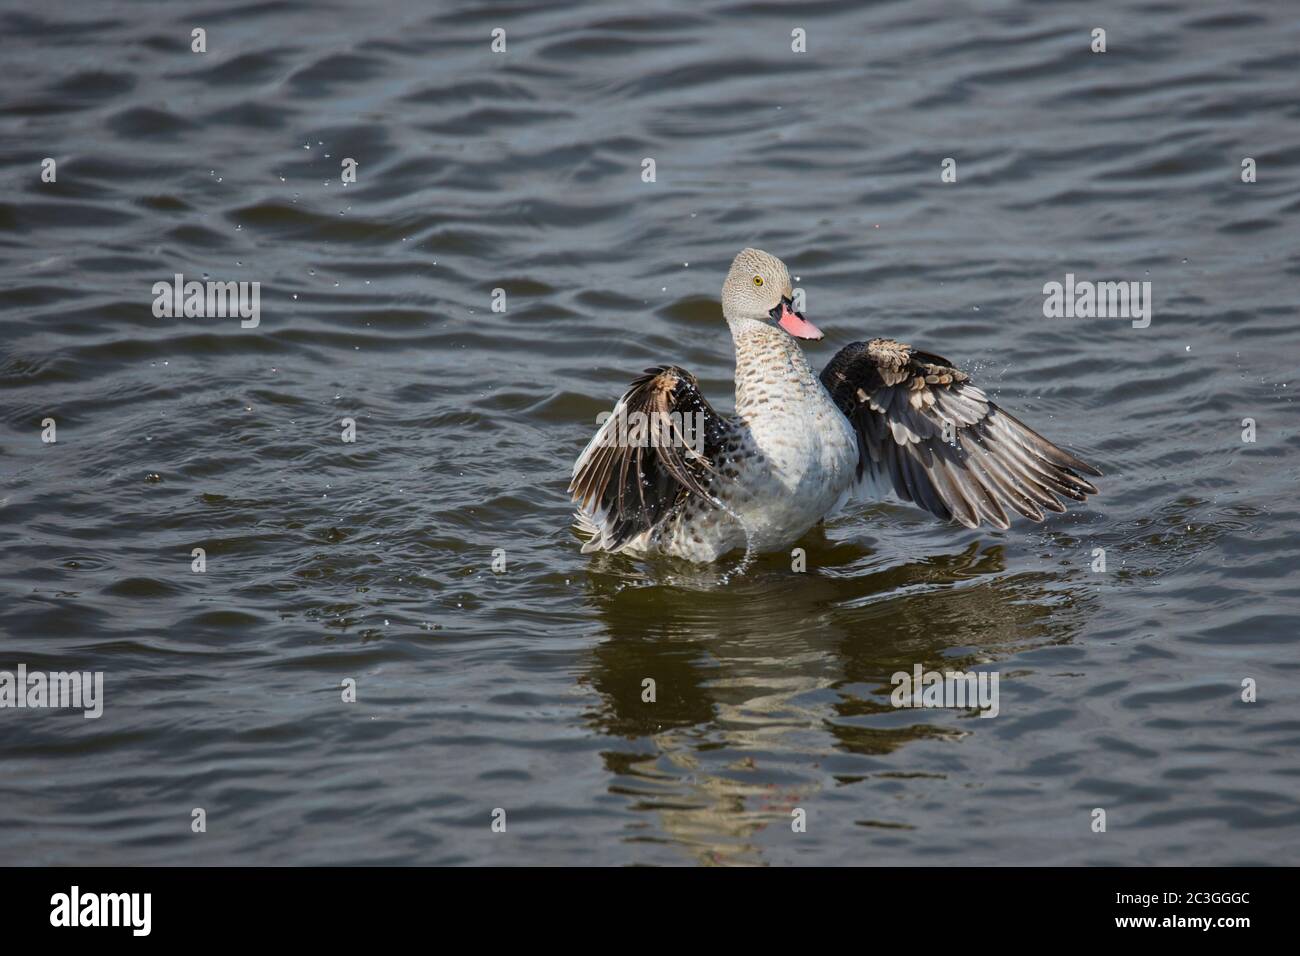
[699,489,758,584]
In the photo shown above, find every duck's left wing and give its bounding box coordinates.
[569,366,731,553]
[819,339,1100,529]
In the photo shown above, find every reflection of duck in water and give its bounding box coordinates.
[571,248,1100,561]
[580,539,1095,864]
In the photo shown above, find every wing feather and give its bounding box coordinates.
[820,339,1100,529]
[569,366,731,553]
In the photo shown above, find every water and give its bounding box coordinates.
[1,0,1298,865]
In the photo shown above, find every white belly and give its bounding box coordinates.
[657,398,858,561]
[736,401,858,544]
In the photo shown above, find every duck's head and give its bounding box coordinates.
[721,247,822,340]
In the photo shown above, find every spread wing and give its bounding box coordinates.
[819,339,1101,530]
[569,366,732,553]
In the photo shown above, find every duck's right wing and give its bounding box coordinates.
[819,338,1101,529]
[569,366,731,553]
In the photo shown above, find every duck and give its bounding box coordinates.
[569,248,1101,563]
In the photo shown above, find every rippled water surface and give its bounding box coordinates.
[2,0,1299,865]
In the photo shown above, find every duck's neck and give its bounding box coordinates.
[727,316,824,422]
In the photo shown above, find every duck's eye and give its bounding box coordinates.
[752,275,764,287]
